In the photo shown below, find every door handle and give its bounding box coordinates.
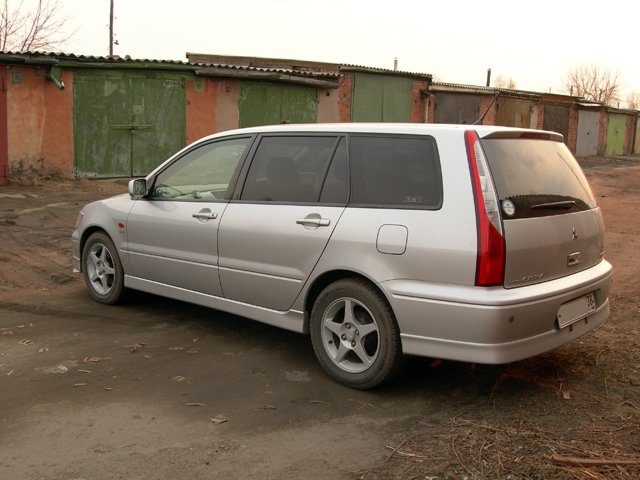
[296,218,330,227]
[192,212,218,220]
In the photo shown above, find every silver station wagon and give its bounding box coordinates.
[72,124,612,388]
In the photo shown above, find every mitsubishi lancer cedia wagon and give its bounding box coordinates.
[72,123,612,389]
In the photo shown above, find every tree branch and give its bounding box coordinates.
[0,0,71,52]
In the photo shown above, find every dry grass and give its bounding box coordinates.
[351,334,639,480]
[377,412,639,480]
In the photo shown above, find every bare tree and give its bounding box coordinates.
[0,0,71,52]
[625,91,640,111]
[494,74,518,90]
[563,64,621,106]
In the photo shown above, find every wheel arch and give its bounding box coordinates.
[78,226,114,272]
[303,270,394,333]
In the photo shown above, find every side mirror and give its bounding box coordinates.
[128,178,148,197]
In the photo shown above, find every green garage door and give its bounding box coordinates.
[239,82,317,128]
[351,73,413,122]
[74,72,186,177]
[605,113,626,156]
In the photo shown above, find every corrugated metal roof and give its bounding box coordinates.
[0,50,192,65]
[430,81,541,98]
[606,106,639,115]
[577,100,605,108]
[340,63,432,78]
[0,51,432,80]
[187,53,340,74]
[194,63,339,78]
[0,51,340,79]
[186,54,431,78]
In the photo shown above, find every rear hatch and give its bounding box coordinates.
[480,133,604,289]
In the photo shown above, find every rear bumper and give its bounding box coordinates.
[382,260,612,364]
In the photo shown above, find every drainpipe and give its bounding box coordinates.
[46,65,65,90]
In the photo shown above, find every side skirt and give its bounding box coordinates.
[125,275,307,334]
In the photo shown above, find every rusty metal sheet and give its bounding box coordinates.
[542,105,570,143]
[495,98,533,128]
[433,93,480,125]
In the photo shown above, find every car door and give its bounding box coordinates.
[218,135,348,311]
[125,136,252,296]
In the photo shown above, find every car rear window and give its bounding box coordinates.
[349,135,442,209]
[480,138,597,219]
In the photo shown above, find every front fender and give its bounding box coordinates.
[72,194,135,273]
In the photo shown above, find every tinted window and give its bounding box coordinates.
[349,136,442,208]
[150,138,250,201]
[481,138,597,219]
[319,138,348,204]
[241,136,338,203]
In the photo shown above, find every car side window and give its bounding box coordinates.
[349,135,443,209]
[150,137,250,201]
[319,138,348,204]
[241,136,338,203]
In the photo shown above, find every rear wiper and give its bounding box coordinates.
[531,200,576,210]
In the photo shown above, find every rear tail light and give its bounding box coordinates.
[465,130,505,286]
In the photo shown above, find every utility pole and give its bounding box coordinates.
[109,0,114,56]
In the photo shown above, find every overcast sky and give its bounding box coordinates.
[54,0,638,101]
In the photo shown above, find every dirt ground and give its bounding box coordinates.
[0,158,638,480]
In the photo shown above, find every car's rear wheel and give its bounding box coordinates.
[310,278,404,389]
[82,231,125,305]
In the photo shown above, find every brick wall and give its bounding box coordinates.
[186,77,217,144]
[411,80,430,123]
[598,110,608,155]
[635,117,640,155]
[7,66,74,177]
[536,105,544,130]
[567,106,578,152]
[337,73,352,123]
[0,67,6,184]
[479,96,497,125]
[425,94,435,123]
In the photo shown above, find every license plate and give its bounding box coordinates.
[557,292,597,328]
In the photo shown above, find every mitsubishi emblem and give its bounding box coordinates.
[571,228,579,240]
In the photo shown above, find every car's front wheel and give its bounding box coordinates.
[82,231,125,305]
[310,278,404,389]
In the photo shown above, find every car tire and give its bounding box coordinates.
[82,231,125,305]
[310,278,404,389]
